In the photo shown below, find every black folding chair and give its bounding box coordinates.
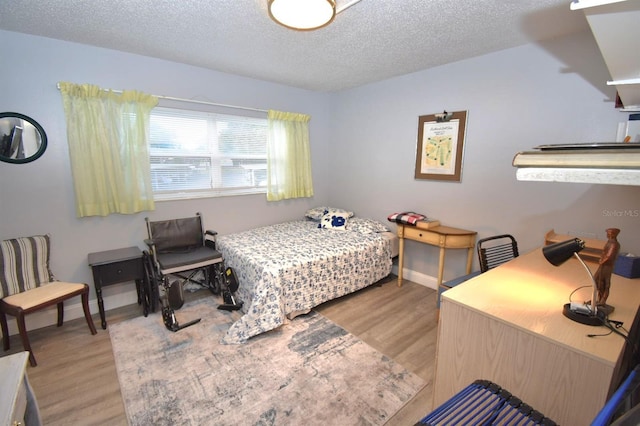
[438,234,519,308]
[477,234,519,273]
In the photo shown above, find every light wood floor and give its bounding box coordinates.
[3,277,438,425]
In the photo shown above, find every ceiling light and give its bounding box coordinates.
[268,0,336,31]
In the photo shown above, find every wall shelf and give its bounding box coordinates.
[512,0,640,185]
[512,147,640,185]
[571,0,640,111]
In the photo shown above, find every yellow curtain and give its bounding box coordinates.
[266,110,314,201]
[59,82,158,217]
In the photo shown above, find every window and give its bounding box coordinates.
[149,106,268,200]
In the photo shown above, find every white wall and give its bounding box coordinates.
[328,30,640,282]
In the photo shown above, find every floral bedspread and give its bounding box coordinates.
[216,220,392,344]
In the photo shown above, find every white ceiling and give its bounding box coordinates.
[0,0,589,92]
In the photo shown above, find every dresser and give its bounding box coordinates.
[0,352,42,426]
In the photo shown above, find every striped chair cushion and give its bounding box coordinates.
[0,235,54,298]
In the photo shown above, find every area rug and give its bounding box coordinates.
[109,297,425,425]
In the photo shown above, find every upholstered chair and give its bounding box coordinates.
[0,234,97,366]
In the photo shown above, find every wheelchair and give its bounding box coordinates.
[142,213,241,331]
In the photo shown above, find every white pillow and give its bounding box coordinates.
[318,211,349,230]
[306,206,354,221]
[347,217,389,234]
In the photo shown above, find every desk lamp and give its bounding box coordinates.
[543,238,610,326]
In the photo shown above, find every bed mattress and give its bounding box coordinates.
[216,220,394,343]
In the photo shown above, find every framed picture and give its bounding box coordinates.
[414,110,467,182]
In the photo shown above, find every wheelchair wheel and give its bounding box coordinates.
[142,251,160,315]
[207,263,222,295]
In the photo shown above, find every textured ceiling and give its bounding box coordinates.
[0,0,589,92]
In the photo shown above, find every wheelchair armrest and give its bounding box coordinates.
[205,230,217,250]
[144,238,156,249]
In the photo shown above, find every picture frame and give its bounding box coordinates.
[414,110,467,182]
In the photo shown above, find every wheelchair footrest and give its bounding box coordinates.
[162,306,201,332]
[218,303,243,311]
[167,280,184,310]
[218,289,243,311]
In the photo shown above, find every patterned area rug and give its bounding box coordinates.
[109,297,425,425]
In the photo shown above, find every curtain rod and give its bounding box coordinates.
[56,83,268,113]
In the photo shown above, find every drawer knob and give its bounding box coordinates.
[117,269,123,274]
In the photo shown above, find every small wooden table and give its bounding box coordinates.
[88,246,144,329]
[396,223,477,287]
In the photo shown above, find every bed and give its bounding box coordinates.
[216,210,397,344]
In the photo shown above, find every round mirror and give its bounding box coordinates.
[0,112,47,164]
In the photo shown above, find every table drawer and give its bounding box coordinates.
[403,226,442,245]
[93,257,143,286]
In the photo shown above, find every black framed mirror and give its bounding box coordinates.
[0,112,48,164]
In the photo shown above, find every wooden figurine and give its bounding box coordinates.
[594,228,621,307]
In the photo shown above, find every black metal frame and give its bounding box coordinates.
[217,266,243,311]
[477,234,519,273]
[144,213,222,295]
[142,213,224,331]
[141,212,242,331]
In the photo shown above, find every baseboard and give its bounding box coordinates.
[4,288,140,336]
[391,265,438,290]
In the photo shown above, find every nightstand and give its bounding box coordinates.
[88,246,145,329]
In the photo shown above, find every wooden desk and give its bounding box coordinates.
[396,224,477,287]
[433,248,640,426]
[88,246,144,329]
